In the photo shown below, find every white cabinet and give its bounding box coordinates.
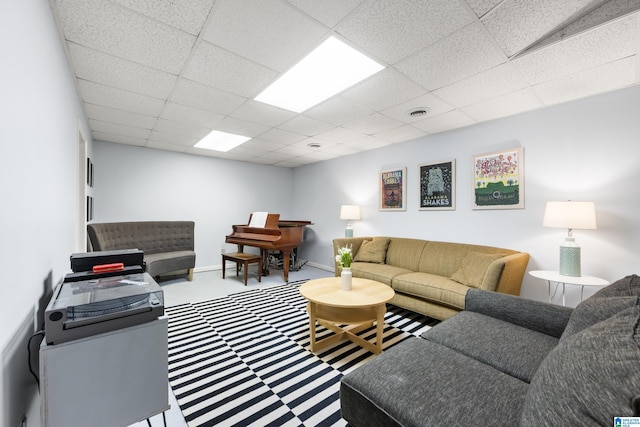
[40,316,169,427]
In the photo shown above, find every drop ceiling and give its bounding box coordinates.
[50,0,640,168]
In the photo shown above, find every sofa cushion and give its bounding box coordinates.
[560,296,639,342]
[450,252,505,290]
[353,237,390,264]
[521,304,640,425]
[591,274,640,298]
[392,272,468,310]
[340,337,529,426]
[350,262,412,286]
[423,311,559,383]
[384,238,427,271]
[145,250,195,277]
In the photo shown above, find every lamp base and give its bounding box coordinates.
[559,237,581,277]
[344,227,353,238]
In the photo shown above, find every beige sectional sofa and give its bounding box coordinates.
[333,237,530,320]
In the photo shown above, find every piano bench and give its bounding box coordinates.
[222,252,262,286]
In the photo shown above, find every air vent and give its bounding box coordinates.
[307,142,322,148]
[407,107,430,118]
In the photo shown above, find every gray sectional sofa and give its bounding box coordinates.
[87,221,196,280]
[340,274,640,426]
[333,237,530,320]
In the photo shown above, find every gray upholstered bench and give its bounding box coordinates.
[87,221,196,281]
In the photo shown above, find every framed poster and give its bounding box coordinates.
[472,147,524,210]
[419,160,455,210]
[379,167,406,211]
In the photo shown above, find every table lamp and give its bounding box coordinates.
[543,201,597,277]
[340,205,360,237]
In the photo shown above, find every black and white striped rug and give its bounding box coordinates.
[166,280,438,427]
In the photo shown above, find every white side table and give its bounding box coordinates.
[529,270,609,306]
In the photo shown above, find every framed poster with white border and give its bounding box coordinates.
[379,167,407,211]
[472,147,524,210]
[419,160,455,211]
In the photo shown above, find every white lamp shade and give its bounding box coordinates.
[543,201,597,230]
[340,205,361,221]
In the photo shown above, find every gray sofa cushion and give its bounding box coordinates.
[560,296,639,342]
[423,311,559,383]
[592,273,640,298]
[340,337,529,427]
[521,304,640,425]
[145,250,196,277]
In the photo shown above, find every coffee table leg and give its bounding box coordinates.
[308,302,317,351]
[375,304,386,354]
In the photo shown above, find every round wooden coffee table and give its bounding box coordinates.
[299,277,395,354]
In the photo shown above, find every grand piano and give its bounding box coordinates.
[225,213,312,281]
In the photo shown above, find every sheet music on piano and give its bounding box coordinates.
[248,211,268,228]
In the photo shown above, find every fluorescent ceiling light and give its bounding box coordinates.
[255,36,385,113]
[194,130,251,152]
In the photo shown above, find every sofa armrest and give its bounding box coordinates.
[494,252,530,295]
[332,237,371,276]
[465,288,573,338]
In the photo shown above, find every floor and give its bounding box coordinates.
[133,263,333,427]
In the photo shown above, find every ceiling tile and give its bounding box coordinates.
[89,119,151,139]
[465,0,503,18]
[258,128,306,145]
[512,14,637,85]
[149,130,199,146]
[336,0,474,64]
[170,78,247,115]
[380,92,455,122]
[54,0,196,73]
[344,113,404,134]
[241,138,287,152]
[315,127,363,143]
[341,68,428,111]
[533,56,637,105]
[160,103,225,128]
[396,22,507,90]
[342,135,391,151]
[215,116,271,138]
[153,118,211,139]
[145,141,189,153]
[374,125,426,143]
[85,104,157,129]
[433,62,528,107]
[68,43,177,99]
[278,115,335,136]
[229,100,297,128]
[412,110,476,134]
[110,0,216,35]
[304,97,373,126]
[202,0,328,71]
[183,41,278,98]
[92,131,147,146]
[78,80,166,116]
[462,89,543,122]
[481,0,608,57]
[285,0,363,27]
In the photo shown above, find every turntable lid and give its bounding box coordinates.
[50,272,162,312]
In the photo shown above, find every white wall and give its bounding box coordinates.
[293,85,640,306]
[0,1,92,426]
[92,142,294,267]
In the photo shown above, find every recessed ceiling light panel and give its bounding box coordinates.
[194,130,251,152]
[255,36,385,113]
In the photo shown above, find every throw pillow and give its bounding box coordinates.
[353,238,391,264]
[592,274,640,298]
[560,296,639,342]
[521,304,640,425]
[450,252,504,289]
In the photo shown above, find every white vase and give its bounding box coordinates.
[341,267,352,291]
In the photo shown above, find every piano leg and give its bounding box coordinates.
[281,249,291,282]
[260,249,270,277]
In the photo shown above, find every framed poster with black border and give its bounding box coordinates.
[472,147,524,210]
[419,160,455,210]
[379,167,406,211]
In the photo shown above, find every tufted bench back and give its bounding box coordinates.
[87,221,194,255]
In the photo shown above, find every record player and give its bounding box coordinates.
[44,251,164,345]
